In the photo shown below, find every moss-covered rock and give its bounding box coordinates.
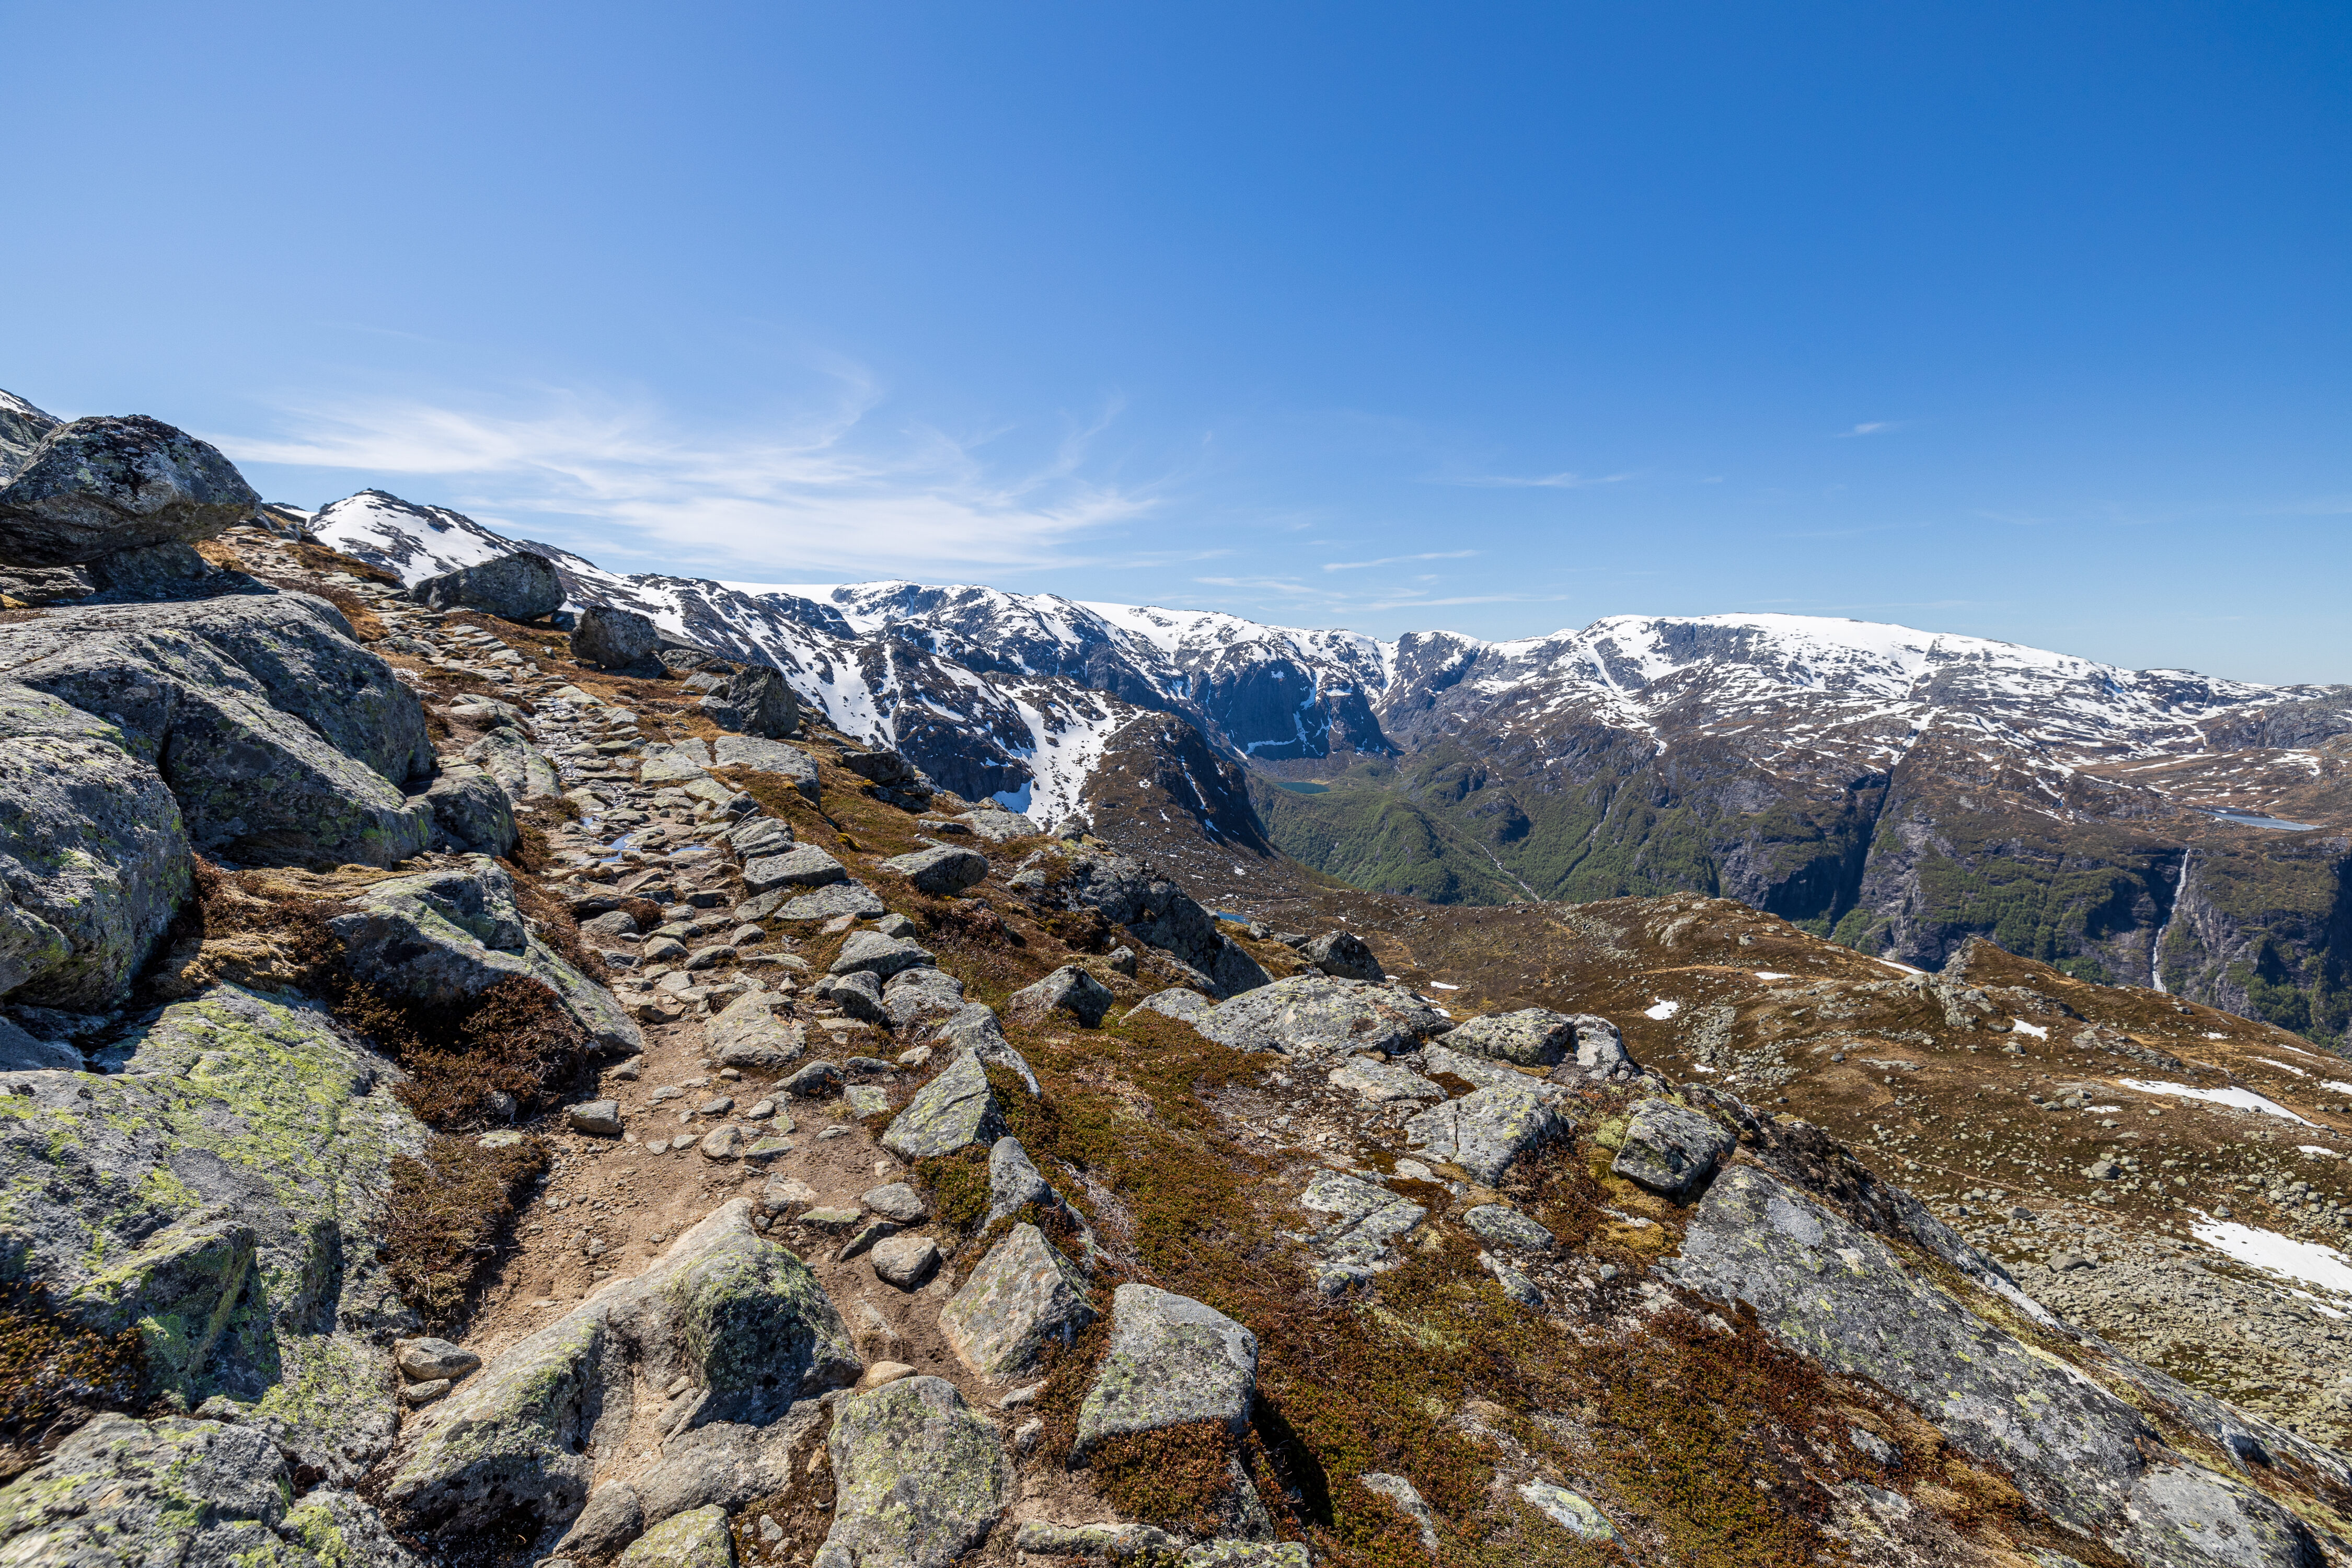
[1075,1284,1258,1456]
[815,1376,1007,1568]
[618,1502,735,1568]
[880,1051,1007,1160]
[939,1222,1094,1380]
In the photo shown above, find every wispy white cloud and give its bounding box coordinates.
[1444,471,1631,489]
[1835,421,1901,438]
[1321,549,1477,573]
[213,373,1157,577]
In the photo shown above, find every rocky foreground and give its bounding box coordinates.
[3,401,2351,1568]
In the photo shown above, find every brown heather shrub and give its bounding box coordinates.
[1086,1421,1247,1536]
[383,1134,549,1330]
[0,1282,147,1481]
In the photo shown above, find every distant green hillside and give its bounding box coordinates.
[1248,769,1526,905]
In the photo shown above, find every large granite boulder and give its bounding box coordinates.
[325,857,642,1055]
[0,414,259,566]
[1075,1284,1258,1454]
[1007,964,1114,1028]
[405,551,563,620]
[745,845,846,892]
[700,665,799,738]
[424,766,518,856]
[880,1051,1007,1159]
[1610,1099,1735,1198]
[815,1377,1007,1568]
[712,734,819,803]
[1300,930,1381,981]
[573,603,661,669]
[1198,975,1452,1059]
[830,930,935,981]
[0,985,427,1484]
[881,843,989,896]
[0,685,189,1008]
[2,591,433,866]
[1664,1166,2326,1568]
[385,1201,857,1544]
[1403,1085,1566,1184]
[708,990,804,1069]
[939,1223,1096,1380]
[0,1413,413,1568]
[1444,1008,1575,1067]
[1040,846,1269,998]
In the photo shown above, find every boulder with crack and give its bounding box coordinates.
[1294,1171,1425,1294]
[1199,974,1454,1059]
[0,684,189,1008]
[1403,1085,1567,1184]
[325,856,642,1055]
[880,1051,1008,1159]
[940,1222,1097,1380]
[1443,1008,1575,1067]
[814,1375,1007,1568]
[384,1200,857,1547]
[884,965,967,1027]
[1662,1165,2326,1568]
[1,591,433,865]
[1610,1098,1735,1198]
[700,664,799,738]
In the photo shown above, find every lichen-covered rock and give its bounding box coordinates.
[425,766,518,856]
[1042,846,1269,998]
[1444,1008,1574,1067]
[1564,1013,1637,1081]
[0,985,426,1482]
[1517,1481,1619,1543]
[987,1136,1058,1225]
[1403,1085,1566,1184]
[1130,987,1212,1025]
[464,725,561,800]
[1663,1166,2324,1567]
[1301,929,1382,981]
[830,930,936,981]
[700,665,799,738]
[1610,1099,1734,1197]
[724,814,795,861]
[781,880,889,921]
[618,1502,735,1567]
[406,550,563,619]
[956,803,1037,843]
[326,857,642,1055]
[0,684,189,1007]
[745,845,846,892]
[815,1376,1007,1568]
[1295,1172,1423,1294]
[940,1223,1096,1380]
[386,1201,856,1542]
[1008,964,1114,1028]
[1016,1521,1185,1558]
[1417,1043,1561,1099]
[573,604,661,669]
[1462,1204,1555,1254]
[713,733,820,801]
[880,1051,1007,1160]
[1199,975,1452,1059]
[883,966,967,1028]
[2,591,433,866]
[1181,1544,1309,1568]
[881,843,989,895]
[709,991,804,1069]
[1328,1056,1444,1102]
[0,1413,416,1567]
[1075,1284,1258,1454]
[0,414,259,566]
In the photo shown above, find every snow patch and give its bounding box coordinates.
[1644,999,1680,1020]
[2011,1020,2049,1039]
[2191,1218,2352,1303]
[2118,1079,2315,1126]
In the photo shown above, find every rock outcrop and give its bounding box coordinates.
[406,550,564,620]
[0,414,258,566]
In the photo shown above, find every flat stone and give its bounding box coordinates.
[1329,1057,1444,1102]
[1611,1099,1734,1198]
[1404,1085,1567,1185]
[830,930,936,981]
[1462,1204,1555,1254]
[708,991,803,1070]
[781,881,890,921]
[940,1223,1097,1380]
[870,1232,941,1289]
[1517,1481,1619,1543]
[987,1135,1058,1225]
[1076,1283,1258,1454]
[1128,988,1214,1026]
[699,1125,743,1161]
[1198,974,1452,1058]
[1296,1171,1424,1294]
[1444,1008,1575,1067]
[618,1503,735,1568]
[396,1336,483,1382]
[713,734,820,802]
[800,1207,864,1232]
[745,845,847,892]
[881,843,990,895]
[862,1182,931,1224]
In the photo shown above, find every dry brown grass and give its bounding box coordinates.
[384,1135,550,1330]
[0,1282,147,1483]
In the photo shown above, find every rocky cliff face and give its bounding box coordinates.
[8,400,2352,1567]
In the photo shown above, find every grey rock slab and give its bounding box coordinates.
[1181,1546,1309,1568]
[724,815,795,861]
[407,551,564,620]
[0,1014,80,1070]
[569,1099,624,1136]
[425,766,518,856]
[883,966,967,1028]
[1045,846,1270,998]
[881,843,990,895]
[1129,987,1213,1025]
[2,591,433,866]
[819,967,889,1023]
[617,1503,734,1568]
[744,845,846,892]
[881,1051,1007,1159]
[1359,1472,1438,1554]
[1075,1283,1259,1454]
[0,1413,411,1568]
[1418,1043,1560,1099]
[327,856,641,1055]
[1611,1099,1735,1198]
[1302,929,1383,981]
[1462,1204,1556,1254]
[632,1404,824,1531]
[780,880,889,921]
[1198,975,1453,1059]
[712,733,820,801]
[940,1223,1096,1380]
[987,1135,1058,1225]
[2,984,425,1485]
[1328,1057,1444,1102]
[699,665,799,739]
[861,1182,931,1224]
[1297,1171,1423,1291]
[1008,964,1115,1028]
[463,727,561,800]
[1444,1008,1575,1067]
[398,1338,483,1382]
[0,684,189,1008]
[1517,1481,1620,1543]
[573,604,661,669]
[829,929,935,980]
[708,990,804,1070]
[1015,1521,1185,1559]
[815,1376,1007,1568]
[385,1200,857,1538]
[956,805,1038,843]
[1565,1013,1638,1081]
[1662,1165,2323,1567]
[1403,1085,1566,1185]
[0,414,258,566]
[554,1480,644,1560]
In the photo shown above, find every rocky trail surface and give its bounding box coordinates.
[5,398,2352,1568]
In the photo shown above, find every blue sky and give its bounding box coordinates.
[4,3,2346,681]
